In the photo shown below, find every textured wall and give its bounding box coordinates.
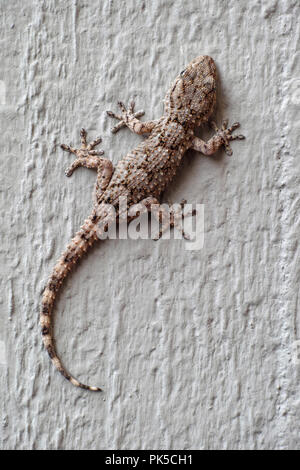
[0,0,299,450]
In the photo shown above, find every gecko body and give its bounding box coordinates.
[40,56,244,391]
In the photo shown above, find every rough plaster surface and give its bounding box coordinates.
[0,0,299,450]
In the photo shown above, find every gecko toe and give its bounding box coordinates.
[65,168,73,177]
[118,101,126,112]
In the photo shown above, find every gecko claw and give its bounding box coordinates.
[106,110,122,120]
[117,101,127,112]
[80,128,87,147]
[60,144,76,155]
[65,168,73,177]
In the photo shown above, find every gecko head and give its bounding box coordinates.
[164,55,217,126]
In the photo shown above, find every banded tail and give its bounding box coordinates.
[40,214,102,391]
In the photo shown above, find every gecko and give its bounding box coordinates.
[40,56,245,391]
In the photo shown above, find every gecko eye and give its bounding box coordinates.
[180,69,186,76]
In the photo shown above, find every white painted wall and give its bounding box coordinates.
[0,0,299,450]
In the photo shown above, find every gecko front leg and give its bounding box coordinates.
[107,100,159,135]
[61,128,114,202]
[191,120,245,156]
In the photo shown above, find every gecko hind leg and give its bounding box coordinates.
[128,197,196,241]
[61,128,105,177]
[153,199,197,241]
[107,100,158,135]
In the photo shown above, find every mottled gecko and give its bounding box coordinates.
[40,56,244,391]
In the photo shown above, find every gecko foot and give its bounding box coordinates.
[61,128,104,176]
[106,100,145,134]
[210,120,245,156]
[153,199,197,241]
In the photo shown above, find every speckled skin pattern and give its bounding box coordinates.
[40,56,244,391]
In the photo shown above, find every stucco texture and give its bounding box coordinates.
[0,0,299,450]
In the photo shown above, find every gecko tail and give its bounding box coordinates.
[40,214,102,392]
[43,329,102,391]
